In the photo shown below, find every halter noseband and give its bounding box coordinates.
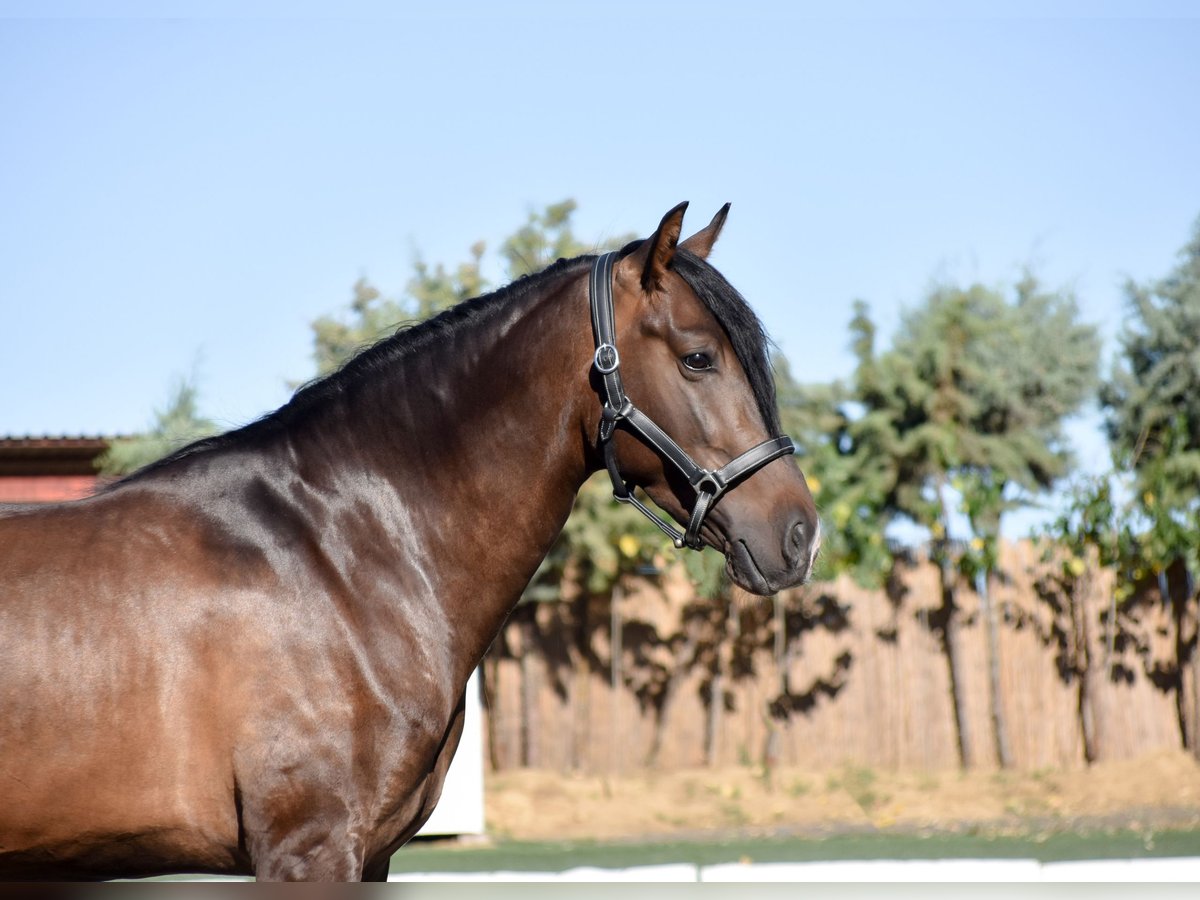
[589,251,795,550]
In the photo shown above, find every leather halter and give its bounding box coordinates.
[589,251,796,550]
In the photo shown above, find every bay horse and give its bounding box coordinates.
[0,203,818,881]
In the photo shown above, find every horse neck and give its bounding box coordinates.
[293,268,598,667]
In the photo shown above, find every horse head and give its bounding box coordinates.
[593,202,820,595]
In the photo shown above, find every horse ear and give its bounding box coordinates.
[624,202,688,293]
[679,203,730,259]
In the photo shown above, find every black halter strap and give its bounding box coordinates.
[589,251,795,550]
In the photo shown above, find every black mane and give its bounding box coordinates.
[113,256,592,486]
[111,247,780,487]
[284,255,591,421]
[671,248,782,436]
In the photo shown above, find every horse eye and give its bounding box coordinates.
[683,352,713,371]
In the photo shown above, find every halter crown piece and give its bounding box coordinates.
[588,252,796,550]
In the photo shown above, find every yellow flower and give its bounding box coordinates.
[970,537,985,552]
[617,534,639,559]
[807,476,822,495]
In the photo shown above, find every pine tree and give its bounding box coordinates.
[1102,217,1200,758]
[851,277,1099,768]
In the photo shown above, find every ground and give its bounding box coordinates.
[483,750,1200,842]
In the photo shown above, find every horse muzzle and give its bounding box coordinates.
[722,506,821,596]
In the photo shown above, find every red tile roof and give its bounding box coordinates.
[0,436,117,477]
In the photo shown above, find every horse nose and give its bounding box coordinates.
[783,514,819,579]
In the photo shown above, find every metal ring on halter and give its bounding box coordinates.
[692,473,725,499]
[594,343,620,374]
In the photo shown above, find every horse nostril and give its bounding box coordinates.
[784,518,807,567]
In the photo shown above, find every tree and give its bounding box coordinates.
[1102,217,1200,758]
[849,277,1099,768]
[500,199,604,278]
[98,378,219,476]
[1038,472,1142,763]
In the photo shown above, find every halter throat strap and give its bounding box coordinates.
[588,251,795,550]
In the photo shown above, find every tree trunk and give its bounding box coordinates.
[1191,588,1200,763]
[610,582,623,774]
[480,652,503,771]
[569,592,591,773]
[705,604,739,767]
[761,591,789,785]
[1070,561,1102,764]
[645,626,699,768]
[1170,562,1200,761]
[1185,565,1200,763]
[517,608,540,768]
[931,478,976,770]
[979,570,1013,768]
[704,654,725,767]
[938,557,975,769]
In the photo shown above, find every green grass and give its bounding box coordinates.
[389,827,1200,874]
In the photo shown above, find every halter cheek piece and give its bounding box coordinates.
[589,251,796,550]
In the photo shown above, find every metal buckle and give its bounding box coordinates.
[594,343,620,374]
[692,472,725,497]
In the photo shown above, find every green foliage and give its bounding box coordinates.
[98,378,219,475]
[1041,473,1142,603]
[779,278,1098,589]
[500,199,634,280]
[775,352,892,587]
[407,240,488,320]
[955,470,1004,583]
[1125,415,1200,579]
[1101,219,1200,582]
[1103,219,1200,471]
[310,243,487,378]
[682,544,730,602]
[1046,476,1126,567]
[311,279,401,377]
[855,276,1099,553]
[528,473,677,600]
[1046,216,1200,647]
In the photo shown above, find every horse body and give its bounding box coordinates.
[0,205,817,880]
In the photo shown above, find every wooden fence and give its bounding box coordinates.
[480,541,1195,772]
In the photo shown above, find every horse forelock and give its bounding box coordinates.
[668,249,782,436]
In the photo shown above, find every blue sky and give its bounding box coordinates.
[2,3,1199,510]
